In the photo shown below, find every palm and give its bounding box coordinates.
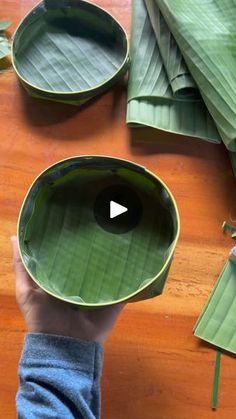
[12,236,124,344]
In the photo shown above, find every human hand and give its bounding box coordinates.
[11,236,125,345]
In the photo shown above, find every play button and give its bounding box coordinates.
[94,184,142,234]
[110,201,128,219]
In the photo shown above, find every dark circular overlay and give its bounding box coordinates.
[94,184,143,234]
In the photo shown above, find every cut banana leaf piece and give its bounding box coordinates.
[194,259,236,354]
[12,1,129,104]
[18,156,180,307]
[127,0,221,143]
[155,0,236,151]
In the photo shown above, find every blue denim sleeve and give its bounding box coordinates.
[16,333,104,419]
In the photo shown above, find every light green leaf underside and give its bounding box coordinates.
[0,20,11,30]
[0,20,11,60]
[13,1,128,98]
[155,0,236,151]
[127,0,221,143]
[19,159,178,305]
[194,260,236,354]
[222,221,236,235]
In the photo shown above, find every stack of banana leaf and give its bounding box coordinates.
[127,0,236,176]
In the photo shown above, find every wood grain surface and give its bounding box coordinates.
[1,1,236,418]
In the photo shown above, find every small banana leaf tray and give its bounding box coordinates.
[12,0,129,105]
[17,156,180,307]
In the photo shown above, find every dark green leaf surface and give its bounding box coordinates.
[12,1,128,103]
[127,0,221,143]
[18,157,179,306]
[194,260,236,354]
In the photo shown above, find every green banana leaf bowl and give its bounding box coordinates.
[12,0,129,105]
[17,156,180,306]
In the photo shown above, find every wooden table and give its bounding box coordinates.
[1,1,236,418]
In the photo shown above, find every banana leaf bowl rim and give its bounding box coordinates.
[12,0,129,96]
[17,155,180,307]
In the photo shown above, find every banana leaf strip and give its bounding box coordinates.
[211,350,222,410]
[127,0,221,143]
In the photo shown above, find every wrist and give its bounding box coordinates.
[20,332,104,369]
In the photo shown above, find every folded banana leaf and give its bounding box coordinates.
[194,258,236,354]
[0,20,11,60]
[12,1,129,105]
[18,156,179,307]
[144,0,197,97]
[127,0,221,143]
[156,0,236,150]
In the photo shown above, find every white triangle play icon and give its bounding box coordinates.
[110,201,128,219]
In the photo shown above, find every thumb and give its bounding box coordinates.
[11,236,38,300]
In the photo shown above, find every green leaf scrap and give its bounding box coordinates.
[0,20,11,60]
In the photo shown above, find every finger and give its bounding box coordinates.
[11,236,37,295]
